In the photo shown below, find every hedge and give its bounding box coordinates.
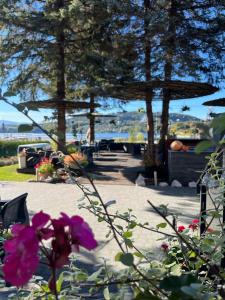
[0,140,49,157]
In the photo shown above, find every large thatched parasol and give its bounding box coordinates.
[17,99,101,147]
[18,99,101,110]
[203,98,225,107]
[78,80,218,101]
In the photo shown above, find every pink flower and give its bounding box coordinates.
[3,211,50,286]
[57,213,98,251]
[192,219,199,224]
[189,219,199,231]
[207,227,214,233]
[3,211,97,289]
[3,225,39,286]
[178,225,185,232]
[161,242,169,252]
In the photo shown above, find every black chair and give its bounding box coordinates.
[0,193,29,229]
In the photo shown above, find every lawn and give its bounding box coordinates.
[0,164,36,182]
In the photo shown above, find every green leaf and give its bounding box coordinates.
[3,91,16,97]
[120,253,134,266]
[116,225,123,230]
[124,238,133,248]
[195,140,213,154]
[115,252,123,262]
[128,221,137,229]
[181,283,203,297]
[188,251,197,258]
[170,264,182,276]
[18,124,34,132]
[123,231,132,238]
[56,273,64,293]
[135,292,160,300]
[103,287,110,300]
[87,267,103,281]
[156,222,167,229]
[76,272,88,281]
[160,274,200,292]
[15,103,26,112]
[133,252,144,258]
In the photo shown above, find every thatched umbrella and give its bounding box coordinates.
[203,98,225,107]
[82,80,218,101]
[17,99,101,110]
[18,99,101,147]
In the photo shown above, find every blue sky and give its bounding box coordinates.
[0,89,225,123]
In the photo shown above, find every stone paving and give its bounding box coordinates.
[0,181,199,266]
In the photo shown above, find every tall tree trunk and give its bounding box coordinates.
[56,0,66,151]
[159,0,177,167]
[89,94,95,144]
[144,0,155,167]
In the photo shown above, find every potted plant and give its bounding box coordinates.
[35,158,55,180]
[63,152,88,176]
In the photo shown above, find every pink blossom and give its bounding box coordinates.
[3,211,50,286]
[32,211,50,230]
[60,213,98,251]
[3,226,39,286]
[189,219,199,231]
[178,225,185,232]
[3,211,97,289]
[192,219,199,224]
[161,242,169,252]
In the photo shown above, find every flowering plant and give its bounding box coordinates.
[63,152,88,169]
[35,158,55,176]
[3,211,97,297]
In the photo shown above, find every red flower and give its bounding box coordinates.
[161,242,169,252]
[189,219,199,231]
[178,225,185,232]
[207,227,214,233]
[192,219,199,224]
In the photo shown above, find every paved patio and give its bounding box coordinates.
[0,181,199,266]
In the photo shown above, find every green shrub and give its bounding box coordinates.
[66,143,79,154]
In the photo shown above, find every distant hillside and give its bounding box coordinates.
[116,112,202,123]
[0,112,202,134]
[66,111,202,133]
[0,120,19,126]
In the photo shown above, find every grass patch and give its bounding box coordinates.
[0,164,36,182]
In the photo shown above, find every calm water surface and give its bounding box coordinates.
[0,132,143,141]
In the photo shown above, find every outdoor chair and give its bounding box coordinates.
[0,193,29,229]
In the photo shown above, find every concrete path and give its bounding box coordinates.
[0,181,199,267]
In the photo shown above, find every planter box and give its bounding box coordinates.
[168,150,212,185]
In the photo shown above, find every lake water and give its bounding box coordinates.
[0,132,141,141]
